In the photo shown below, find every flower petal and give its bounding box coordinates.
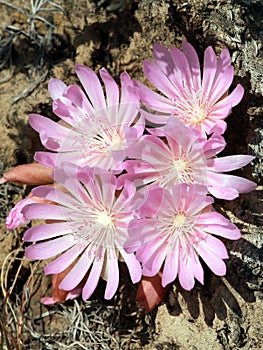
[48,78,67,99]
[23,222,72,242]
[44,244,86,274]
[75,64,106,111]
[104,249,119,299]
[25,235,75,260]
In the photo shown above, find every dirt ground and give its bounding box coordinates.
[0,0,262,349]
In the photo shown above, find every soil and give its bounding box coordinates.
[0,0,262,349]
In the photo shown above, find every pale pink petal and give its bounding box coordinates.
[162,247,179,287]
[32,186,80,208]
[104,249,119,299]
[143,60,177,98]
[100,68,119,107]
[215,84,244,108]
[48,78,67,99]
[82,254,104,300]
[178,251,196,291]
[142,243,167,277]
[135,80,174,113]
[6,197,34,229]
[29,114,70,149]
[169,46,193,90]
[202,134,226,158]
[59,247,95,290]
[207,155,255,172]
[207,173,257,199]
[119,249,142,283]
[75,64,106,111]
[209,66,234,103]
[199,234,229,259]
[25,235,75,260]
[22,203,70,221]
[202,46,217,96]
[23,222,72,242]
[44,244,86,274]
[196,239,227,276]
[181,41,201,90]
[152,43,175,76]
[61,85,95,120]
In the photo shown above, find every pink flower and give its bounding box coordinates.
[6,193,54,229]
[6,197,33,229]
[135,42,244,135]
[22,164,141,300]
[127,184,241,291]
[29,65,142,172]
[120,117,256,200]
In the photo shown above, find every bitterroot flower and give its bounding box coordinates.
[120,117,256,200]
[127,183,241,290]
[135,42,244,135]
[21,164,141,301]
[30,65,142,172]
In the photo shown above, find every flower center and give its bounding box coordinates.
[78,119,124,168]
[172,213,186,227]
[174,90,211,126]
[160,156,194,188]
[96,211,113,227]
[172,158,188,172]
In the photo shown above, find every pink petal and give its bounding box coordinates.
[209,66,234,103]
[25,235,75,260]
[143,60,177,98]
[29,114,70,142]
[169,46,193,91]
[181,41,201,90]
[178,251,196,290]
[104,249,119,299]
[59,247,95,290]
[6,197,34,229]
[23,222,72,242]
[48,78,67,99]
[75,64,106,111]
[198,212,241,240]
[182,184,212,215]
[215,84,244,108]
[32,186,80,208]
[199,234,229,259]
[44,244,86,274]
[162,248,179,287]
[135,80,174,113]
[119,249,142,283]
[207,173,257,199]
[202,135,226,158]
[100,68,119,107]
[22,203,71,221]
[196,239,227,276]
[202,46,217,96]
[82,254,104,300]
[34,151,57,168]
[137,187,164,217]
[207,155,255,172]
[59,86,95,123]
[153,43,175,76]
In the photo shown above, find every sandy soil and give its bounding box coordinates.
[0,0,262,349]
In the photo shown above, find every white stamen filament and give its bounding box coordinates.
[174,90,211,126]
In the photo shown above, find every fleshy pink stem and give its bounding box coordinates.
[1,163,53,185]
[136,273,169,312]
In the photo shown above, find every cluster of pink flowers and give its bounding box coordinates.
[4,42,256,308]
